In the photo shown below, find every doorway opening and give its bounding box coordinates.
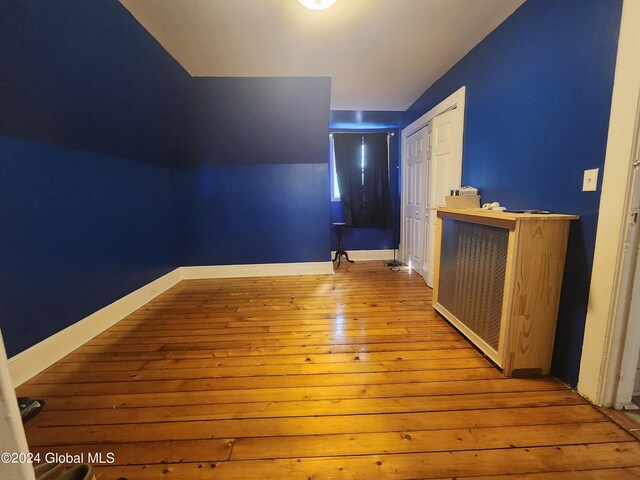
[609,95,640,414]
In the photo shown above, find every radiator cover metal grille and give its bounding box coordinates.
[438,219,509,351]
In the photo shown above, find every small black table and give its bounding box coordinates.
[332,222,354,267]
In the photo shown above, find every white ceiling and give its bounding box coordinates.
[120,0,525,111]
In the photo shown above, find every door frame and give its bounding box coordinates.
[0,331,35,480]
[400,86,466,280]
[403,126,429,276]
[577,0,640,407]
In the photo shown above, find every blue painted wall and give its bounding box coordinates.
[0,137,177,357]
[330,111,405,129]
[173,164,330,265]
[179,78,331,165]
[173,77,332,265]
[0,1,189,165]
[403,0,623,386]
[0,1,186,356]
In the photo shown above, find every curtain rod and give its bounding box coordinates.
[330,131,395,136]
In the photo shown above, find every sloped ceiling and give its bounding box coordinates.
[120,0,525,110]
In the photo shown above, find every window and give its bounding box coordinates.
[330,135,340,201]
[330,134,365,202]
[332,132,392,227]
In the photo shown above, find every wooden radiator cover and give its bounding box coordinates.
[433,208,578,377]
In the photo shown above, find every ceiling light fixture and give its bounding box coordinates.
[298,0,336,10]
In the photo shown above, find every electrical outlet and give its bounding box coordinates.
[583,168,599,192]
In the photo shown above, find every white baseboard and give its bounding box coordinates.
[7,261,334,386]
[8,268,182,387]
[331,249,397,261]
[180,261,334,279]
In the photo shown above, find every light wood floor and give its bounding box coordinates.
[19,262,640,479]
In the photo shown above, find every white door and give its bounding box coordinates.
[404,126,430,276]
[613,118,640,410]
[425,108,463,286]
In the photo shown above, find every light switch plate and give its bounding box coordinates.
[583,168,599,192]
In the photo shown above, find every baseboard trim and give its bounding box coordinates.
[8,268,182,387]
[180,261,334,279]
[331,249,396,261]
[8,261,335,386]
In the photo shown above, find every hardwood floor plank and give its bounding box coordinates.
[72,338,470,355]
[25,405,607,446]
[107,321,450,335]
[31,357,493,384]
[94,326,427,341]
[31,390,585,427]
[42,360,148,373]
[58,339,475,363]
[120,311,442,322]
[82,333,462,349]
[109,319,443,331]
[230,422,633,460]
[28,423,632,468]
[38,379,566,410]
[46,348,482,373]
[20,368,503,397]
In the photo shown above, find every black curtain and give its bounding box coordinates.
[333,133,392,227]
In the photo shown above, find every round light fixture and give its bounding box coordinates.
[298,0,336,10]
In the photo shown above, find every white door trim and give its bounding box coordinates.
[577,0,640,406]
[586,95,640,408]
[400,86,466,278]
[0,331,35,480]
[403,126,429,276]
[403,87,466,139]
